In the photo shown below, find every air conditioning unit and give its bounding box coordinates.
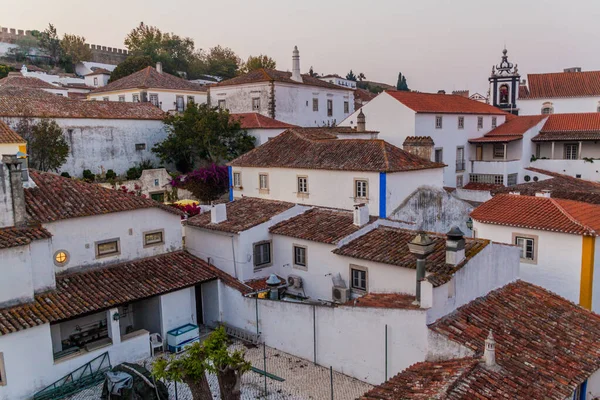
[287,275,303,289]
[332,286,349,303]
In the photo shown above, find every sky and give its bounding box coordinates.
[4,0,600,94]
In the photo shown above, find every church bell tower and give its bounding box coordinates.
[489,48,520,115]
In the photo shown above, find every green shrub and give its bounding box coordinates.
[105,169,117,180]
[82,169,95,182]
[126,167,141,181]
[60,172,71,178]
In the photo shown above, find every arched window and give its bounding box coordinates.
[541,102,554,115]
[499,84,510,104]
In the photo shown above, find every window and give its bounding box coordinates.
[93,77,98,86]
[144,230,164,247]
[218,99,226,110]
[507,173,518,186]
[541,102,554,115]
[253,241,272,268]
[492,117,497,128]
[434,148,443,163]
[150,192,164,202]
[456,147,465,171]
[53,250,70,267]
[259,174,269,192]
[535,143,541,158]
[176,96,184,112]
[154,179,159,186]
[477,116,483,129]
[252,97,260,111]
[103,97,109,102]
[355,179,368,198]
[297,176,308,195]
[344,101,349,114]
[132,94,140,103]
[135,143,146,151]
[515,235,536,263]
[435,116,443,129]
[0,352,6,386]
[493,144,505,159]
[95,238,120,258]
[187,96,195,105]
[118,95,125,102]
[313,98,319,112]
[564,143,579,160]
[327,100,333,117]
[469,173,504,185]
[294,245,307,268]
[150,94,159,107]
[350,266,368,292]
[456,175,464,188]
[233,172,241,188]
[458,116,464,129]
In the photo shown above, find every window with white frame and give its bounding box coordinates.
[0,352,6,386]
[477,116,483,129]
[536,143,541,158]
[93,77,98,86]
[515,235,536,262]
[150,94,159,107]
[252,97,261,111]
[132,94,140,102]
[103,97,109,101]
[294,245,307,268]
[253,241,272,268]
[350,266,368,292]
[313,98,319,112]
[456,147,465,171]
[491,116,497,128]
[176,96,184,112]
[218,99,226,110]
[327,99,333,117]
[297,176,308,194]
[493,144,505,159]
[458,116,464,129]
[507,173,518,186]
[144,230,164,247]
[355,179,368,198]
[233,172,241,188]
[435,116,443,129]
[187,96,195,105]
[344,101,349,114]
[564,143,579,160]
[435,148,443,163]
[541,102,554,115]
[118,95,125,102]
[95,238,120,258]
[259,174,268,191]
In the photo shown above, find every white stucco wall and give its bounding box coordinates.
[530,158,600,182]
[385,169,444,216]
[88,89,208,112]
[247,128,287,146]
[30,238,55,293]
[585,368,600,400]
[0,245,34,306]
[44,208,182,273]
[519,97,600,115]
[160,287,197,340]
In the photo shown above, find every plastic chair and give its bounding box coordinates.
[149,333,163,357]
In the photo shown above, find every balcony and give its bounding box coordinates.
[530,159,600,181]
[470,159,521,176]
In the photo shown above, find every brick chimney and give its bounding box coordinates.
[403,136,434,160]
[356,110,366,132]
[211,203,227,224]
[353,203,369,227]
[291,46,302,83]
[446,226,465,266]
[156,62,163,74]
[2,155,26,227]
[407,232,436,304]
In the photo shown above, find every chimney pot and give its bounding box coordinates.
[211,203,227,224]
[353,203,369,227]
[156,62,163,74]
[291,46,302,83]
[446,226,465,266]
[356,110,366,132]
[2,154,27,227]
[408,232,436,304]
[483,330,497,369]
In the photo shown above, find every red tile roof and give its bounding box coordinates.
[91,66,207,94]
[0,87,165,120]
[269,208,375,245]
[343,292,421,310]
[230,113,296,129]
[470,194,600,235]
[85,68,111,76]
[354,88,377,103]
[332,226,489,287]
[462,182,503,191]
[25,170,181,224]
[186,197,296,234]
[0,75,61,90]
[229,128,443,173]
[67,92,88,100]
[520,70,600,99]
[0,225,52,249]
[469,115,547,143]
[533,112,600,141]
[386,90,506,115]
[425,280,600,399]
[214,68,350,91]
[0,251,250,335]
[0,120,25,144]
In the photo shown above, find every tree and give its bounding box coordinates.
[170,164,229,203]
[308,66,318,77]
[60,34,92,65]
[200,46,241,80]
[15,118,69,172]
[109,55,155,82]
[153,103,255,172]
[346,70,357,81]
[396,72,410,91]
[38,23,62,64]
[358,72,366,82]
[239,54,276,74]
[0,65,11,78]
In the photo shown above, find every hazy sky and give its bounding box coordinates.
[4,0,600,94]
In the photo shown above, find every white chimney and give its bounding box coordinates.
[535,190,551,198]
[353,204,369,227]
[291,46,302,83]
[483,330,497,369]
[509,191,520,195]
[446,226,465,266]
[156,62,163,74]
[211,203,227,224]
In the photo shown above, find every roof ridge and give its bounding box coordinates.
[550,198,597,235]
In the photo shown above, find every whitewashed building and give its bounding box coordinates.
[75,61,117,78]
[227,127,444,217]
[319,74,358,89]
[88,63,208,112]
[339,90,507,188]
[0,73,68,96]
[84,68,111,88]
[209,47,355,127]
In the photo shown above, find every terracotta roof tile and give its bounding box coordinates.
[343,292,421,310]
[230,113,296,129]
[92,66,207,94]
[520,70,600,99]
[0,251,249,335]
[470,194,600,235]
[186,197,296,234]
[0,75,60,90]
[0,119,25,144]
[469,115,547,143]
[0,87,165,120]
[403,136,434,146]
[229,128,443,172]
[462,182,503,191]
[0,225,52,249]
[25,170,182,223]
[332,226,489,287]
[214,68,350,91]
[533,112,600,141]
[386,90,506,115]
[270,208,375,245]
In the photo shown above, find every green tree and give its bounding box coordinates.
[153,103,255,172]
[0,64,12,78]
[39,23,62,64]
[109,55,155,82]
[358,72,366,81]
[346,70,357,81]
[396,72,410,91]
[239,54,276,73]
[7,35,38,62]
[60,34,92,65]
[15,118,69,172]
[201,46,241,80]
